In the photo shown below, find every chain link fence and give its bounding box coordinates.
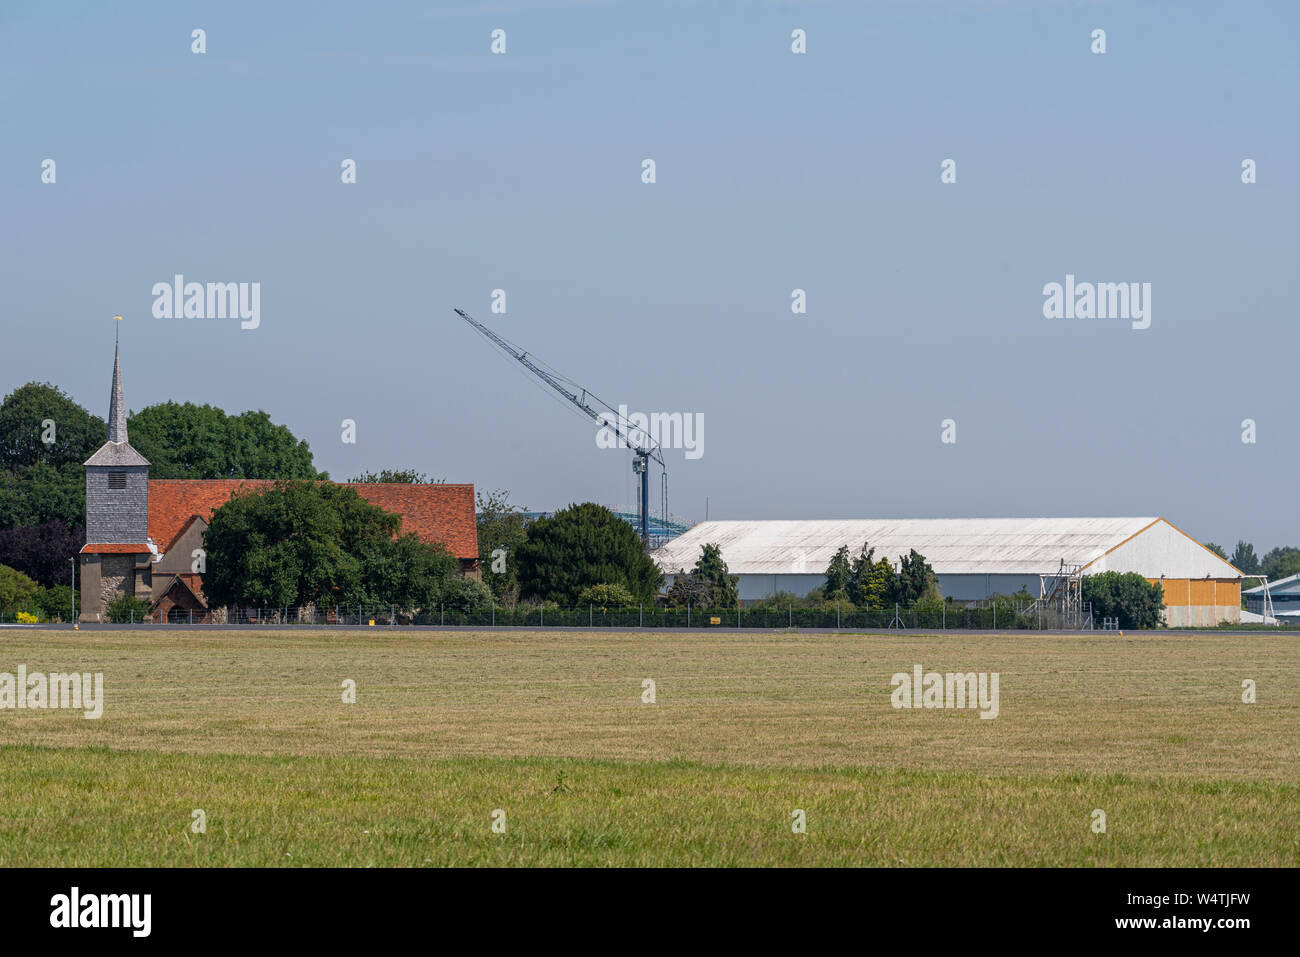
[41,598,1096,629]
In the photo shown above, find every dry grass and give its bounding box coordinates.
[0,628,1295,865]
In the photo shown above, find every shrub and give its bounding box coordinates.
[1082,572,1164,629]
[0,563,39,612]
[105,593,151,623]
[439,575,494,612]
[577,583,638,607]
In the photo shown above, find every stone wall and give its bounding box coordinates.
[99,554,133,608]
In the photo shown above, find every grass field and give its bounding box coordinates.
[1,628,1296,866]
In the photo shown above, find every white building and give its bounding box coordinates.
[653,517,1243,625]
[1244,573,1300,621]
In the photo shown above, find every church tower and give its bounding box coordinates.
[80,327,152,621]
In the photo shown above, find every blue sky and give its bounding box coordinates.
[3,1,1297,551]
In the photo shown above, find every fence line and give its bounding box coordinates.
[11,598,1097,629]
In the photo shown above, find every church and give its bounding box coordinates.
[79,337,479,622]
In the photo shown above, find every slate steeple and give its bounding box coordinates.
[84,323,149,469]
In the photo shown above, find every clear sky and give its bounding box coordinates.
[3,1,1297,552]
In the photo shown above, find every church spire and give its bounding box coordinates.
[108,319,127,444]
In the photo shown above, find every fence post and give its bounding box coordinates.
[687,602,691,628]
[993,602,996,631]
[639,603,643,628]
[589,603,592,627]
[789,604,792,628]
[942,602,945,630]
[441,603,444,627]
[131,610,134,625]
[837,601,840,631]
[540,603,543,627]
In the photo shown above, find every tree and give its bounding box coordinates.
[514,503,661,605]
[349,469,443,484]
[476,489,530,606]
[127,402,319,480]
[201,480,457,611]
[1082,572,1164,629]
[0,563,39,611]
[665,567,712,607]
[0,382,105,473]
[0,383,101,531]
[0,522,84,588]
[1261,546,1300,582]
[823,546,852,601]
[864,555,895,608]
[895,549,941,604]
[0,464,86,532]
[1204,542,1227,560]
[1230,541,1261,575]
[693,543,739,608]
[34,585,78,622]
[353,528,458,608]
[439,574,494,612]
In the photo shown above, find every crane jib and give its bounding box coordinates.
[450,307,668,546]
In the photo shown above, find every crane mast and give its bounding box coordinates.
[451,308,666,547]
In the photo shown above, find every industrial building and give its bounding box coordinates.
[653,517,1243,625]
[1244,573,1300,621]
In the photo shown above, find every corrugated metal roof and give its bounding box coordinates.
[1244,572,1300,594]
[652,517,1163,576]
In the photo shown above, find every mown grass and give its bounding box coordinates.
[0,628,1296,866]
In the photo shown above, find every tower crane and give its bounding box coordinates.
[450,308,667,547]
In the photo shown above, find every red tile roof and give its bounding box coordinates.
[147,480,479,559]
[81,543,151,554]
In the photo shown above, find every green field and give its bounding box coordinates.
[1,628,1296,866]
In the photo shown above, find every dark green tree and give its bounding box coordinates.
[0,383,104,531]
[0,382,105,473]
[202,480,456,611]
[1082,572,1164,629]
[693,542,739,608]
[823,545,852,601]
[0,463,86,531]
[895,549,941,604]
[1261,546,1300,582]
[514,503,660,605]
[128,402,318,480]
[1230,541,1261,575]
[1204,542,1227,560]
